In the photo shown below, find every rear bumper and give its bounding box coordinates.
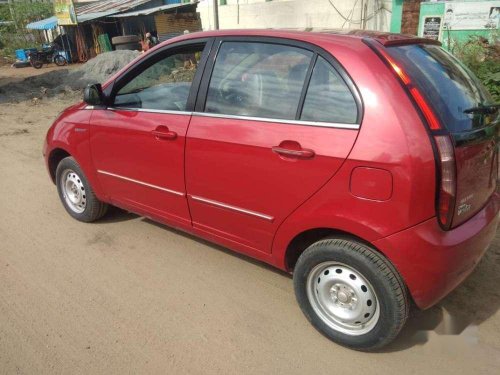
[374,192,499,309]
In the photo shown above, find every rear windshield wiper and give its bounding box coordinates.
[463,104,499,114]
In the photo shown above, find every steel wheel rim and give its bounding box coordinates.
[60,169,86,214]
[306,261,380,336]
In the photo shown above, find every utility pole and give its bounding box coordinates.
[360,0,364,30]
[213,0,219,30]
[7,0,18,30]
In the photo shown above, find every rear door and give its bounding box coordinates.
[90,41,209,228]
[386,45,498,227]
[185,38,362,255]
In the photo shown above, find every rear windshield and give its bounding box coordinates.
[386,44,495,133]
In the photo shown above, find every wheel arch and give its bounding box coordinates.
[48,147,72,184]
[284,227,390,273]
[283,225,416,308]
[46,144,106,202]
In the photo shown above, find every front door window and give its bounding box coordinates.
[114,46,204,111]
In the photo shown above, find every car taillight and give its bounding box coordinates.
[370,45,442,131]
[434,136,457,229]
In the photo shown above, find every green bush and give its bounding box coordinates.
[0,1,54,60]
[452,33,500,102]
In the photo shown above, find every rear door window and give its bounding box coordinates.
[386,44,496,133]
[300,56,358,124]
[205,42,313,120]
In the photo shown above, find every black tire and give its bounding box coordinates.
[112,35,139,45]
[31,59,43,69]
[114,42,141,51]
[55,157,108,222]
[293,238,409,351]
[54,55,67,66]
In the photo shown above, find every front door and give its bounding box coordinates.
[185,39,361,255]
[90,42,208,228]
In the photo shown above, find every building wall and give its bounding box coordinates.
[418,0,499,49]
[389,0,402,33]
[401,0,420,34]
[197,0,392,32]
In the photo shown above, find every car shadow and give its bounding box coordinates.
[96,206,139,223]
[140,217,292,278]
[97,208,499,352]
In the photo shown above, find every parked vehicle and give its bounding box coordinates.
[43,30,499,351]
[28,43,67,69]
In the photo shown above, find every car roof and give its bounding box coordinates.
[168,28,441,47]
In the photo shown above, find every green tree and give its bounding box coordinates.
[452,32,500,102]
[0,0,54,58]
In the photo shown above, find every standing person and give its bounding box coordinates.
[151,31,160,45]
[145,32,159,48]
[141,33,154,52]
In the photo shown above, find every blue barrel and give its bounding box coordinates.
[15,49,27,61]
[16,48,38,62]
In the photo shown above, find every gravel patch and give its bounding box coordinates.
[0,50,140,103]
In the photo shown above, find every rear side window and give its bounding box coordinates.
[301,56,358,124]
[205,42,313,120]
[386,45,494,133]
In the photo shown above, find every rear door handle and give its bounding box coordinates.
[152,126,177,140]
[272,146,315,159]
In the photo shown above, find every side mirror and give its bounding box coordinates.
[83,84,104,106]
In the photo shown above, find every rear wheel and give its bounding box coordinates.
[293,238,409,351]
[55,157,108,222]
[54,55,67,66]
[31,59,43,69]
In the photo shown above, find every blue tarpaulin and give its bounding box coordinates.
[26,16,58,30]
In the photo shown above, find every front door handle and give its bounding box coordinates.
[152,126,177,140]
[272,146,315,159]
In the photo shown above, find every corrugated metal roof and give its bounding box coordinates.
[76,0,154,15]
[77,11,119,23]
[25,16,58,30]
[23,0,196,28]
[109,2,198,18]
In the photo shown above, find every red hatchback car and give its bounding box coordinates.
[43,30,499,350]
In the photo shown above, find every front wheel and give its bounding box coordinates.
[55,157,108,222]
[293,238,409,351]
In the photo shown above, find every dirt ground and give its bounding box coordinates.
[0,65,499,374]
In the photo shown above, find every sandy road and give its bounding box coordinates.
[1,77,500,374]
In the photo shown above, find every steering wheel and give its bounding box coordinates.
[170,84,190,99]
[219,81,249,106]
